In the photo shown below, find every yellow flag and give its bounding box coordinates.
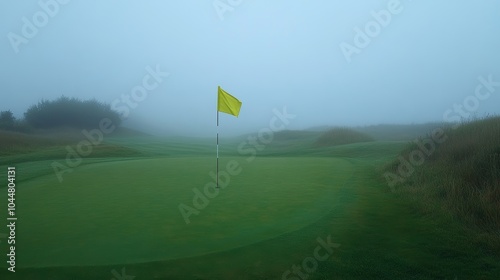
[217,86,242,117]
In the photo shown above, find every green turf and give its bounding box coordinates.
[2,157,353,267]
[0,135,498,279]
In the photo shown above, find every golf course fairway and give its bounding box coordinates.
[8,156,354,267]
[1,139,499,279]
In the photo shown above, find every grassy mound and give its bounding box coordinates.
[0,130,72,155]
[0,127,146,157]
[354,122,451,141]
[385,116,500,246]
[315,127,374,147]
[272,130,319,141]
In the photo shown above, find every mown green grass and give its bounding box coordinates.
[0,128,498,279]
[0,156,354,267]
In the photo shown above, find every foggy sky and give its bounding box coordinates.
[1,0,499,136]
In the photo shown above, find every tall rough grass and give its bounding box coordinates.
[385,116,500,249]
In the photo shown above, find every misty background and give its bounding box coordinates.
[1,0,499,137]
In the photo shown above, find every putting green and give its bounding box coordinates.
[8,156,353,267]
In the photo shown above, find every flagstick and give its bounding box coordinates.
[216,110,219,188]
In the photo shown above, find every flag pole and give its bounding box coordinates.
[216,104,219,188]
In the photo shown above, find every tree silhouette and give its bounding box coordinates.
[24,96,121,129]
[0,110,15,129]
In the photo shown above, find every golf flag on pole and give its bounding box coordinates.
[218,86,242,117]
[216,86,241,188]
